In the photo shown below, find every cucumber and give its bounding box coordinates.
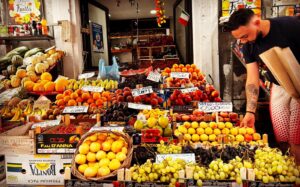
[12,46,29,57]
[24,48,44,58]
[0,56,11,71]
[5,51,20,59]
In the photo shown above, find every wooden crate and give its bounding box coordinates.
[0,134,35,155]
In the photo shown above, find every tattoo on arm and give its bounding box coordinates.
[246,84,259,112]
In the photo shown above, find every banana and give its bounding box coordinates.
[41,109,47,116]
[24,103,33,115]
[10,107,21,121]
[67,82,73,90]
[73,82,79,90]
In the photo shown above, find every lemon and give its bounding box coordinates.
[188,128,196,135]
[88,162,100,169]
[204,127,213,135]
[99,158,110,167]
[209,134,217,141]
[116,152,126,162]
[89,142,101,153]
[147,117,157,128]
[199,122,208,129]
[178,125,187,134]
[98,166,111,177]
[200,134,209,141]
[96,150,106,160]
[109,159,121,170]
[107,152,116,160]
[79,144,90,154]
[121,147,128,154]
[111,141,123,153]
[86,152,96,162]
[89,134,98,142]
[191,122,199,129]
[191,134,200,142]
[75,154,86,165]
[102,141,111,152]
[196,127,204,135]
[183,134,191,141]
[78,164,88,174]
[84,167,97,178]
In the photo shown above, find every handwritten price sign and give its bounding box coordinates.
[32,119,61,129]
[181,87,198,93]
[170,72,190,79]
[198,102,233,113]
[63,106,88,114]
[132,86,153,97]
[147,71,161,82]
[89,126,124,133]
[81,86,103,93]
[128,103,152,110]
[156,153,196,163]
[78,72,95,79]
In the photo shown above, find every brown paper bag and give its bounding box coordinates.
[259,47,300,100]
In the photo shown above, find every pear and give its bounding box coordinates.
[163,127,172,137]
[134,120,144,132]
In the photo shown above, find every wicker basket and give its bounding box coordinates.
[71,130,133,181]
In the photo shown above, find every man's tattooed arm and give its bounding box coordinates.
[246,84,259,112]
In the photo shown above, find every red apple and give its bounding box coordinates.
[150,98,158,106]
[220,112,229,118]
[244,134,253,142]
[181,115,190,121]
[211,91,219,97]
[126,96,134,102]
[150,93,158,99]
[214,97,222,102]
[134,96,142,103]
[170,94,177,101]
[229,112,238,120]
[123,87,131,92]
[184,96,192,103]
[157,97,163,104]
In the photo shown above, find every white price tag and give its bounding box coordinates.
[31,119,61,129]
[198,102,232,113]
[156,153,196,163]
[82,85,104,92]
[0,75,5,80]
[78,72,95,79]
[89,126,124,132]
[33,96,51,110]
[147,71,161,82]
[170,72,190,79]
[128,102,152,110]
[63,106,88,114]
[132,86,153,97]
[181,87,198,93]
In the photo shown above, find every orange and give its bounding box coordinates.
[93,92,101,100]
[83,102,89,106]
[182,68,187,72]
[41,72,52,81]
[176,68,181,72]
[195,69,200,73]
[82,92,91,101]
[33,83,44,92]
[64,96,71,103]
[191,64,196,69]
[179,64,184,68]
[95,99,103,106]
[101,97,107,102]
[186,64,191,69]
[56,99,65,106]
[102,91,110,98]
[56,78,68,86]
[188,68,194,73]
[87,98,94,104]
[44,81,55,92]
[76,97,83,103]
[170,68,176,72]
[173,64,179,68]
[64,89,73,96]
[16,69,27,79]
[70,92,78,99]
[55,82,66,92]
[24,81,34,91]
[75,89,83,95]
[165,68,171,73]
[56,94,64,100]
[90,103,97,108]
[40,80,49,86]
[68,99,77,106]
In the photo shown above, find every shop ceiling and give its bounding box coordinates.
[97,0,176,20]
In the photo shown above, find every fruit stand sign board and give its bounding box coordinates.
[35,134,80,154]
[156,153,195,163]
[132,86,153,97]
[147,71,161,82]
[128,102,152,110]
[31,119,61,129]
[78,72,95,79]
[170,72,190,79]
[63,106,88,114]
[181,87,199,93]
[89,126,124,133]
[198,102,233,113]
[33,95,51,110]
[5,154,71,185]
[81,85,103,93]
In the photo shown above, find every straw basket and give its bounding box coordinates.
[71,130,133,180]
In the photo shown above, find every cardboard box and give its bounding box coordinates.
[5,154,72,185]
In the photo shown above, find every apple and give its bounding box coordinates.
[246,127,255,135]
[230,127,238,136]
[244,134,253,142]
[238,127,246,135]
[176,114,182,121]
[217,122,225,129]
[214,97,222,102]
[253,133,261,141]
[211,91,219,97]
[209,122,218,129]
[220,112,229,118]
[229,112,238,120]
[190,115,197,121]
[182,115,190,121]
[225,122,233,129]
[222,128,230,135]
[236,134,245,142]
[183,121,191,128]
[134,96,142,103]
[170,94,177,101]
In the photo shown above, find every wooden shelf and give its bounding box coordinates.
[111,48,132,54]
[0,35,54,41]
[110,35,132,39]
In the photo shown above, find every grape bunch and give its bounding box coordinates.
[130,157,187,186]
[157,141,182,154]
[132,146,156,165]
[254,147,300,184]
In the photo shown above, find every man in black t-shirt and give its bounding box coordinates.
[226,9,300,164]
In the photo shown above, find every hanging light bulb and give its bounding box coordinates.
[116,0,120,7]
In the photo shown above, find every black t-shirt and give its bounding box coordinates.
[242,16,300,84]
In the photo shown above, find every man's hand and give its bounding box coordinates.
[241,112,255,127]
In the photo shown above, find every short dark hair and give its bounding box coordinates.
[224,8,255,32]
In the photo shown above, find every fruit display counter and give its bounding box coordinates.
[0,47,299,187]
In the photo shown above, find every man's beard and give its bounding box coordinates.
[248,30,263,44]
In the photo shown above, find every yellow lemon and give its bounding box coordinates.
[84,167,97,178]
[78,164,88,174]
[86,152,96,162]
[75,154,86,165]
[79,144,89,155]
[109,159,121,171]
[96,150,107,161]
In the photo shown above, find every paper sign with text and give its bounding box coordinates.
[156,153,196,163]
[31,119,61,129]
[33,95,51,110]
[181,87,198,93]
[170,72,190,79]
[132,86,153,97]
[63,106,88,114]
[198,102,233,113]
[0,75,5,80]
[128,102,152,110]
[81,85,103,92]
[78,72,95,79]
[147,71,161,82]
[89,126,124,132]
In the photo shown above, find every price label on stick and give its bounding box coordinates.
[170,72,190,79]
[132,86,153,97]
[63,106,88,114]
[31,119,61,129]
[81,85,103,92]
[78,72,95,79]
[147,71,161,82]
[156,153,196,163]
[128,102,152,110]
[181,87,198,93]
[198,102,233,113]
[89,126,124,132]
